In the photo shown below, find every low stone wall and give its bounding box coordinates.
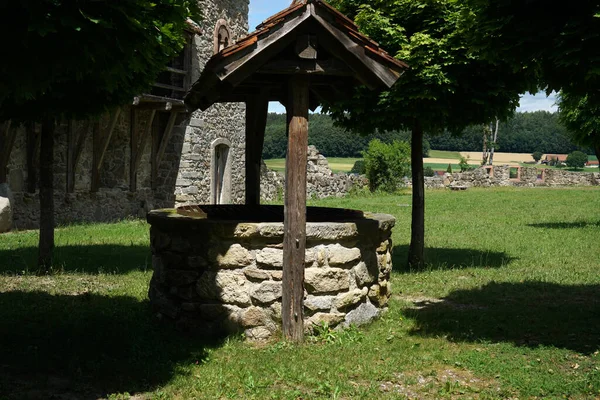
[260,146,368,201]
[147,207,395,340]
[419,165,600,189]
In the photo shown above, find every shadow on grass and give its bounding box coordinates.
[0,290,220,399]
[0,244,151,275]
[392,245,516,273]
[404,281,600,354]
[528,221,600,229]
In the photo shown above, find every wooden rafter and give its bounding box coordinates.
[91,108,122,192]
[66,120,91,193]
[130,109,156,192]
[151,111,179,190]
[0,120,16,184]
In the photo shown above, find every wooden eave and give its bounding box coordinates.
[185,0,408,111]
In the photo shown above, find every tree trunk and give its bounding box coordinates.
[594,143,600,164]
[38,117,55,271]
[489,118,499,165]
[408,120,425,269]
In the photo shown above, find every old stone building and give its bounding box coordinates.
[1,0,249,230]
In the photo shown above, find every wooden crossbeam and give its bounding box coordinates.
[26,123,41,193]
[130,109,156,192]
[66,120,91,193]
[151,111,179,190]
[0,120,16,184]
[91,108,122,192]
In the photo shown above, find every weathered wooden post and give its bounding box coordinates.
[282,74,309,342]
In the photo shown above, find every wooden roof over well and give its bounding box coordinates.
[185,0,408,111]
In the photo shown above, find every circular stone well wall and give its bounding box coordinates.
[148,205,395,340]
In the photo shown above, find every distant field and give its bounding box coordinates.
[264,157,361,173]
[428,150,461,159]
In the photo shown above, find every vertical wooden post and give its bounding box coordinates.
[26,123,40,193]
[282,75,309,342]
[66,120,75,193]
[91,121,101,192]
[245,90,269,205]
[0,120,14,184]
[130,109,139,192]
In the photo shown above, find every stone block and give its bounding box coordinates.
[256,247,283,268]
[353,261,377,287]
[304,295,334,312]
[304,268,349,294]
[245,326,272,341]
[240,307,267,328]
[196,271,251,306]
[270,270,283,281]
[244,267,270,281]
[251,281,282,304]
[343,302,380,327]
[306,312,346,330]
[334,288,367,310]
[164,270,200,287]
[306,223,358,241]
[213,243,252,268]
[327,244,361,267]
[0,184,14,233]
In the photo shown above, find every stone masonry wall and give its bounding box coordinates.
[419,165,600,189]
[260,146,368,201]
[4,0,249,229]
[148,210,395,340]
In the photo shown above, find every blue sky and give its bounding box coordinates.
[247,1,558,114]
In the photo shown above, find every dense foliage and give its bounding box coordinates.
[264,111,586,158]
[566,151,588,170]
[557,92,600,161]
[262,113,429,159]
[363,139,410,192]
[0,0,199,121]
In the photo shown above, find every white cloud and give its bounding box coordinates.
[517,92,558,113]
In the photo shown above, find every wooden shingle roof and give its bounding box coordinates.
[185,0,407,111]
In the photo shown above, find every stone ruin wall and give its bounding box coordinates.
[3,0,249,230]
[148,211,395,340]
[420,165,600,189]
[260,146,368,201]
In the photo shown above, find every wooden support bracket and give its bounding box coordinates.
[0,120,16,184]
[130,109,156,192]
[151,111,179,190]
[245,89,270,205]
[92,108,122,192]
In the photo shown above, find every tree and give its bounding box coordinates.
[532,151,543,163]
[327,0,529,267]
[566,151,588,170]
[0,0,199,269]
[467,0,600,149]
[363,139,411,192]
[557,92,600,162]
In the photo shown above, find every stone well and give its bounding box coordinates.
[148,205,395,340]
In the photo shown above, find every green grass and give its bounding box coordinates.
[1,188,600,399]
[424,162,462,172]
[428,150,462,159]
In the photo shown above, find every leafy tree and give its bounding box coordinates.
[532,151,543,163]
[0,0,199,269]
[327,0,528,267]
[566,151,588,170]
[557,92,600,162]
[363,139,410,193]
[446,164,452,174]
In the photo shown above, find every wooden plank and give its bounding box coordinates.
[151,82,187,92]
[256,59,355,76]
[156,111,178,166]
[245,89,270,205]
[282,74,309,343]
[129,109,139,192]
[66,120,90,193]
[130,109,156,191]
[165,66,188,75]
[0,120,15,183]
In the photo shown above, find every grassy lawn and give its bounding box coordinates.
[424,162,462,172]
[428,150,462,159]
[1,188,600,399]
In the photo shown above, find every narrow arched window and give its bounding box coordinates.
[214,20,232,54]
